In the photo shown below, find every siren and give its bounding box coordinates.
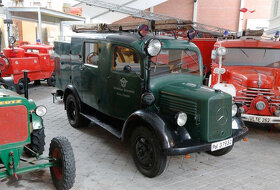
[138,24,149,37]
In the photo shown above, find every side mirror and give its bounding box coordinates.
[8,36,16,45]
[211,50,217,60]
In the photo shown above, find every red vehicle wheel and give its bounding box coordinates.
[49,136,76,190]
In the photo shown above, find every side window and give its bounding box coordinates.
[113,46,140,74]
[84,42,99,66]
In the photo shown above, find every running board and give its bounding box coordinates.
[80,113,122,138]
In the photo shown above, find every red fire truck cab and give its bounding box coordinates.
[209,36,280,124]
[0,44,55,94]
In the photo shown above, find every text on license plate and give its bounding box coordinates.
[248,116,271,123]
[211,138,233,151]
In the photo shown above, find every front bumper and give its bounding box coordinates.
[241,114,280,124]
[164,126,248,156]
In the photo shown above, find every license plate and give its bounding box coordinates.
[211,138,233,151]
[248,116,271,123]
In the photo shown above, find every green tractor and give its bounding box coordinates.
[0,71,76,190]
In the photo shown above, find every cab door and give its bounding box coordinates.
[79,41,100,109]
[105,45,143,120]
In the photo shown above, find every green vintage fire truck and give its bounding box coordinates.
[54,22,248,177]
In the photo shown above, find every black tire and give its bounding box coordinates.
[24,128,46,157]
[15,79,25,94]
[66,94,90,128]
[47,74,55,87]
[33,80,41,86]
[130,126,167,178]
[49,136,76,190]
[207,145,233,156]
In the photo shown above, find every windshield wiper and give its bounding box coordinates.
[263,49,267,59]
[185,50,198,64]
[240,48,249,58]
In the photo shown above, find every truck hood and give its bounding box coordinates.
[150,74,231,102]
[228,67,274,89]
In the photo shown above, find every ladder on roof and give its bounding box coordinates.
[75,0,237,37]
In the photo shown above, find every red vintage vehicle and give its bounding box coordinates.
[208,36,280,124]
[0,43,55,94]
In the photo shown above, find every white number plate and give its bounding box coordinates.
[248,116,271,123]
[211,138,233,151]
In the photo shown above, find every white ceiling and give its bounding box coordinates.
[74,0,168,23]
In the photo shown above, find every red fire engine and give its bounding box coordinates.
[208,32,280,124]
[0,43,55,94]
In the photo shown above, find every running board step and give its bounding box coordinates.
[80,113,122,138]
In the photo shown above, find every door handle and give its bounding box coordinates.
[106,76,111,79]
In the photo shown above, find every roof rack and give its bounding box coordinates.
[72,19,194,33]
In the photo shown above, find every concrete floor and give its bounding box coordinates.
[0,83,280,190]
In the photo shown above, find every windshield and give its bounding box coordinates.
[220,48,280,67]
[150,49,200,77]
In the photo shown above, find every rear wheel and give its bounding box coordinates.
[66,94,90,128]
[49,136,75,190]
[207,145,233,156]
[47,74,55,87]
[15,79,25,94]
[24,128,46,157]
[130,126,167,178]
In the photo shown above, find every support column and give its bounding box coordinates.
[238,0,245,32]
[59,21,63,41]
[193,0,198,22]
[38,7,42,43]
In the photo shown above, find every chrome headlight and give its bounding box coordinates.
[232,104,238,117]
[35,105,47,117]
[145,39,161,57]
[176,112,187,127]
[216,47,227,56]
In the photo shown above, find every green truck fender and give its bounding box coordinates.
[28,99,44,130]
[63,85,82,110]
[121,110,175,149]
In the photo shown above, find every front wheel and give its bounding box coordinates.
[130,126,167,178]
[66,94,90,128]
[207,145,233,156]
[49,136,76,190]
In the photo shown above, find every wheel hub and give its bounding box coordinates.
[135,137,154,168]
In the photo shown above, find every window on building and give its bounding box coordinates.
[84,42,99,66]
[113,46,140,74]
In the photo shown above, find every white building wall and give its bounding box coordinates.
[267,0,280,35]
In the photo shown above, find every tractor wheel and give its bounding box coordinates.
[207,145,233,156]
[15,79,25,94]
[47,74,55,87]
[24,127,46,157]
[66,94,90,128]
[130,126,167,178]
[49,136,76,190]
